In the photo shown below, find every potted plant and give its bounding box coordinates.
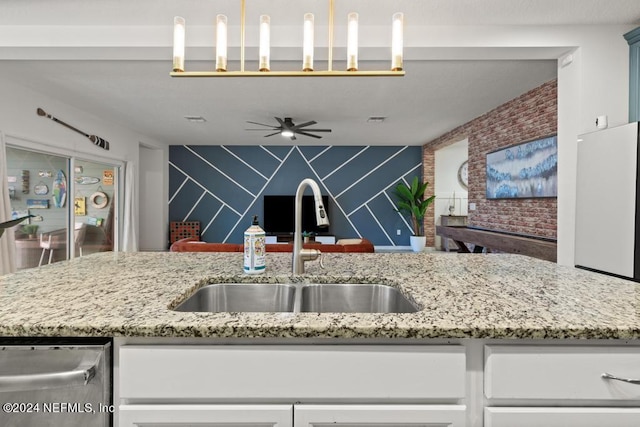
[302,231,315,244]
[394,176,435,252]
[21,224,39,239]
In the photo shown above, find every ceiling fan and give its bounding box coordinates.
[246,117,332,141]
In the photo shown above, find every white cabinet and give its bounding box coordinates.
[119,404,467,427]
[485,345,640,400]
[295,404,466,427]
[118,345,466,427]
[485,345,640,425]
[485,407,640,427]
[119,404,292,427]
[119,345,466,401]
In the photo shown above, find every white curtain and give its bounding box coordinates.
[0,132,17,274]
[121,160,138,251]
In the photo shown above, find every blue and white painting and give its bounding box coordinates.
[486,135,558,199]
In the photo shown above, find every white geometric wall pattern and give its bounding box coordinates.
[169,145,422,245]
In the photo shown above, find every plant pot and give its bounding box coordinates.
[410,235,426,253]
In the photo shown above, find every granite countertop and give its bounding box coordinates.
[0,251,638,339]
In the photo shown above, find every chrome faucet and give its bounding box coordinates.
[292,178,330,274]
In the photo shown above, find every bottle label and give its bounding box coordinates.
[244,232,266,272]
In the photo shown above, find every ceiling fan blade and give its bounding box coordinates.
[296,131,323,139]
[246,128,278,131]
[292,120,317,129]
[274,117,286,126]
[303,128,332,132]
[246,121,278,128]
[263,131,281,137]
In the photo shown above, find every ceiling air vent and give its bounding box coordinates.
[184,116,207,123]
[367,116,386,123]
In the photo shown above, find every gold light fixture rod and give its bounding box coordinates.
[328,0,334,72]
[171,70,404,77]
[240,0,246,72]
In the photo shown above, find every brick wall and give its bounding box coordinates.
[423,79,558,243]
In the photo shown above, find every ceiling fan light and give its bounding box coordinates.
[259,15,270,72]
[391,13,403,71]
[347,12,358,71]
[281,130,294,138]
[216,14,228,72]
[303,13,314,72]
[172,16,186,72]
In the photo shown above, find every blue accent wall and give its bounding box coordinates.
[169,145,422,245]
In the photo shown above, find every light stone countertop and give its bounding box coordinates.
[0,251,638,339]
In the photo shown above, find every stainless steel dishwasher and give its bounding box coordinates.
[0,338,112,427]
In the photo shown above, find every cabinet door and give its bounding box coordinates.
[294,405,466,427]
[119,404,292,427]
[485,407,640,427]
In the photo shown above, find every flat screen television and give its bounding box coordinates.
[263,195,330,234]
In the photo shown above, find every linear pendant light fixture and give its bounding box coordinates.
[171,0,404,78]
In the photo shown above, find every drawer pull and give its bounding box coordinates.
[602,372,640,385]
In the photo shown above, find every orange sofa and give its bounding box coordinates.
[169,237,375,253]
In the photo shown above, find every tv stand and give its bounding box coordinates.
[265,234,294,244]
[265,234,336,244]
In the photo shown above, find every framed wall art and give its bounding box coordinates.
[486,135,558,199]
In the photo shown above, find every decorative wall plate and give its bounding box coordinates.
[34,183,49,195]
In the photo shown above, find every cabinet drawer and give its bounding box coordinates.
[120,345,465,401]
[120,404,292,426]
[295,404,466,427]
[485,407,640,427]
[485,345,640,400]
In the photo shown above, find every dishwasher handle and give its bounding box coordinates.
[0,352,101,392]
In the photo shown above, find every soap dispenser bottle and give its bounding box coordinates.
[243,215,266,274]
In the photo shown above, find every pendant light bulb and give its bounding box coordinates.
[303,13,314,71]
[172,16,186,72]
[347,12,358,71]
[391,13,404,71]
[216,14,228,72]
[259,15,270,72]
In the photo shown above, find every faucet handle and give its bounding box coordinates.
[300,248,321,261]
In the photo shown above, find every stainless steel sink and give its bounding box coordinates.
[172,283,419,313]
[300,283,419,313]
[173,283,296,313]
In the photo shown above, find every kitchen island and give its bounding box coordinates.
[0,251,638,339]
[2,252,640,427]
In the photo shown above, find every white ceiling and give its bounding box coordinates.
[0,0,639,147]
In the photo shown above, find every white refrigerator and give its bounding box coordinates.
[575,121,640,281]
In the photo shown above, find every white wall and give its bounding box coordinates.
[434,138,468,249]
[139,144,168,250]
[0,78,168,251]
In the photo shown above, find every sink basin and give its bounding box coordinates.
[172,283,419,313]
[300,283,419,313]
[173,283,296,313]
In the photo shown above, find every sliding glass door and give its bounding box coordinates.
[71,159,118,258]
[6,146,119,270]
[7,147,70,269]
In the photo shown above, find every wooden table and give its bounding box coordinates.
[436,225,557,262]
